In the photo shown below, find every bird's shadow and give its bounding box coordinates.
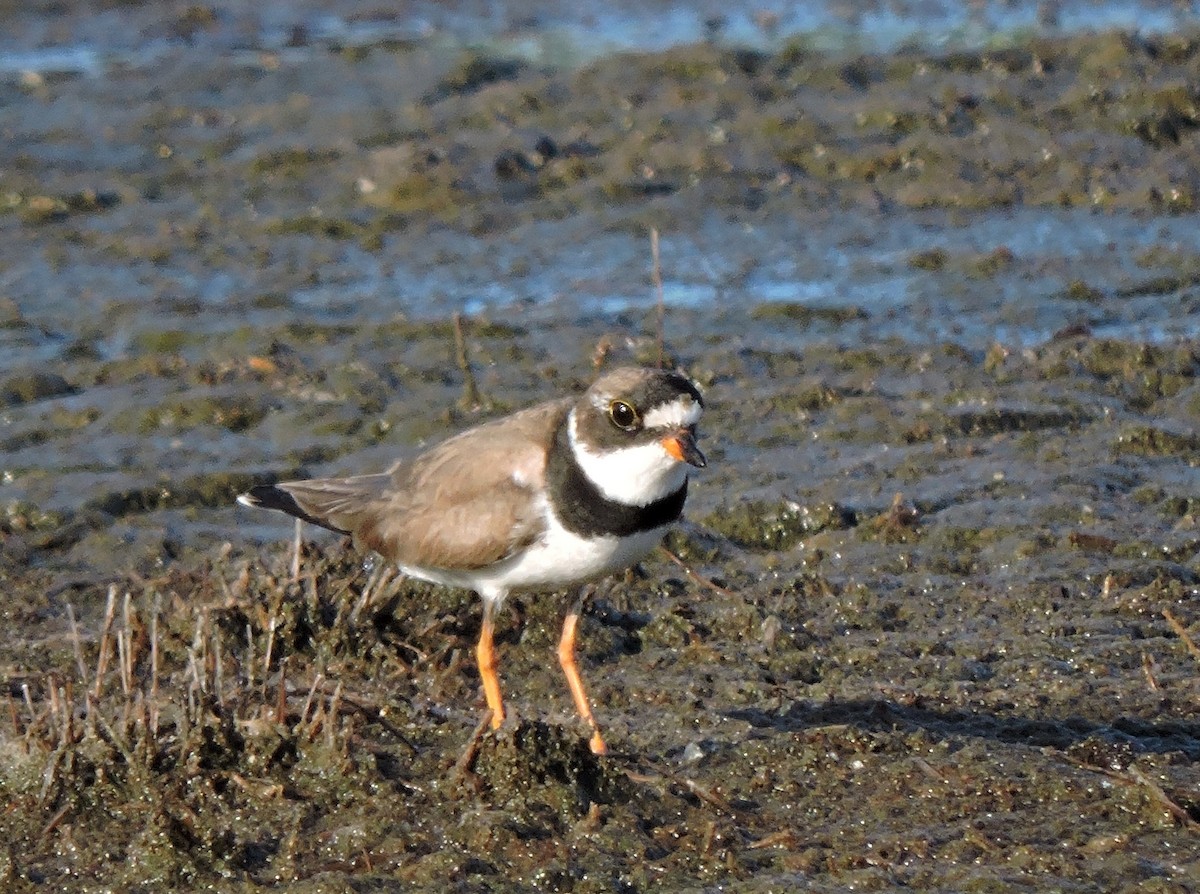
[726,698,1200,761]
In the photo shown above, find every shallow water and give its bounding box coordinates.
[3,0,1197,74]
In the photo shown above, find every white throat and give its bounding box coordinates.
[568,409,691,507]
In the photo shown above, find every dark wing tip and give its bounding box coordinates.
[237,483,350,535]
[237,483,286,509]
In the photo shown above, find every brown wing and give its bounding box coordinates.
[256,398,569,571]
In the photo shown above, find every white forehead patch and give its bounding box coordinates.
[644,396,702,430]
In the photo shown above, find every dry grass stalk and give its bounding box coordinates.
[291,517,303,584]
[66,604,88,691]
[92,585,118,701]
[350,564,393,626]
[212,625,224,707]
[245,621,256,689]
[325,682,344,749]
[300,672,325,728]
[21,683,37,743]
[46,678,62,743]
[7,694,23,743]
[275,655,288,724]
[116,629,130,699]
[262,612,278,683]
[150,592,161,738]
[591,333,614,370]
[188,614,216,704]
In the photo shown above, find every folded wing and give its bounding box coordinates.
[240,398,568,571]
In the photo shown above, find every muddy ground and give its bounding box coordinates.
[2,5,1200,891]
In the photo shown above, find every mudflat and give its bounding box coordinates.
[2,4,1199,889]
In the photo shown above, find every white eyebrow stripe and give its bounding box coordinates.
[643,397,702,430]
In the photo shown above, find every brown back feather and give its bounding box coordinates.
[276,398,569,570]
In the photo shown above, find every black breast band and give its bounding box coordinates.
[546,418,687,537]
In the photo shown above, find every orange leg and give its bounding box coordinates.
[476,604,505,729]
[558,609,607,755]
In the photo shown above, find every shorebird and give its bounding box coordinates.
[239,366,706,754]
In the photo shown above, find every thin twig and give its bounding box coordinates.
[187,608,206,696]
[748,829,799,850]
[453,312,483,411]
[120,592,134,709]
[1064,755,1200,833]
[229,772,284,800]
[684,778,733,812]
[21,682,37,729]
[47,677,62,741]
[38,742,66,806]
[1141,651,1160,692]
[454,709,494,778]
[658,545,736,597]
[39,804,70,840]
[1130,767,1200,831]
[650,227,665,368]
[1163,608,1200,663]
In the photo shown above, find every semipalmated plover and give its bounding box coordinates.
[238,366,706,754]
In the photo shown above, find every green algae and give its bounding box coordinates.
[1062,279,1106,302]
[0,371,77,407]
[903,405,1089,442]
[368,170,472,219]
[84,471,294,517]
[248,147,344,179]
[10,188,120,224]
[908,247,949,271]
[1115,424,1200,460]
[264,214,359,240]
[430,52,527,100]
[113,395,272,435]
[701,499,857,552]
[749,303,868,326]
[1,499,67,534]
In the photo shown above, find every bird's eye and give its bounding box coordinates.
[608,400,640,431]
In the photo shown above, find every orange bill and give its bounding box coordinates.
[661,428,706,467]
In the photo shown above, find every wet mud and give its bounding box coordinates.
[2,8,1200,891]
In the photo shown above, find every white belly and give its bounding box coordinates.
[399,508,669,604]
[488,519,666,593]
